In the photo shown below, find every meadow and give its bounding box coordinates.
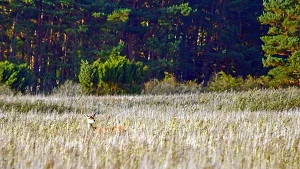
[0,88,299,169]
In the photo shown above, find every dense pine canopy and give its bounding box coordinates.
[0,0,298,93]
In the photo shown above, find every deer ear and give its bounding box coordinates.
[92,113,96,118]
[84,114,88,118]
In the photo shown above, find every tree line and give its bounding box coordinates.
[0,0,299,94]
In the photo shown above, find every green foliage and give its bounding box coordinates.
[98,54,147,95]
[78,60,99,94]
[167,3,192,16]
[79,44,148,95]
[145,59,174,80]
[2,0,267,93]
[259,0,300,87]
[143,72,202,95]
[241,75,270,90]
[107,8,131,22]
[0,61,33,93]
[178,3,192,16]
[208,72,244,91]
[207,71,269,92]
[266,51,300,88]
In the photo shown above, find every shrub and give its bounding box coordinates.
[0,61,34,94]
[143,72,202,95]
[52,80,85,97]
[240,75,270,90]
[207,71,270,92]
[79,45,147,95]
[78,60,99,94]
[207,71,243,91]
[0,84,14,95]
[98,55,147,95]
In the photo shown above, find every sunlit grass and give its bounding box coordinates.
[0,88,299,168]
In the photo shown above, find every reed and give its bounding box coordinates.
[0,88,299,168]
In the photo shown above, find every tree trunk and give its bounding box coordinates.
[10,0,20,59]
[60,33,67,83]
[33,0,42,93]
[127,33,133,60]
[0,0,5,61]
[178,26,187,81]
[238,11,242,40]
[26,30,31,65]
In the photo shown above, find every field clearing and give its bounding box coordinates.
[0,89,300,169]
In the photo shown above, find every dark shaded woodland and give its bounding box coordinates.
[0,0,299,93]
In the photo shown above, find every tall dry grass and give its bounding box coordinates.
[0,88,299,168]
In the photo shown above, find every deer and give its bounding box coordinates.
[84,113,126,134]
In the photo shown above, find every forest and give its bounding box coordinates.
[0,0,299,94]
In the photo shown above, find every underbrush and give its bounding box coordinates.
[143,74,202,95]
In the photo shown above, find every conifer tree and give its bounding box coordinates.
[259,0,300,87]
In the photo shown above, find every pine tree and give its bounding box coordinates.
[259,0,300,87]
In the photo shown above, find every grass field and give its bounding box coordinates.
[0,88,300,168]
